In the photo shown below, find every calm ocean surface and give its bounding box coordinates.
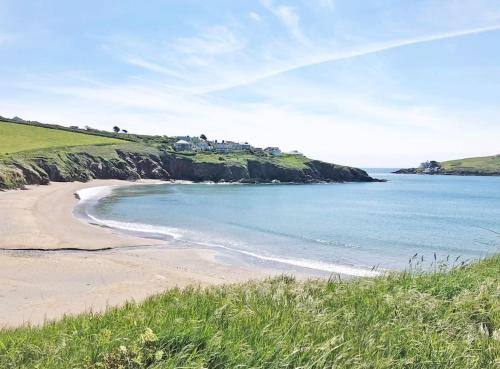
[78,169,500,276]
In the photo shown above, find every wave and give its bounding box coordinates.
[178,238,381,277]
[210,245,382,277]
[76,185,116,202]
[76,186,184,240]
[84,215,381,277]
[87,215,183,240]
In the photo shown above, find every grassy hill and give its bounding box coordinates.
[395,154,500,176]
[0,121,125,156]
[0,256,498,368]
[441,155,500,174]
[0,119,376,189]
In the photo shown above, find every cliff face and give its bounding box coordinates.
[0,149,377,189]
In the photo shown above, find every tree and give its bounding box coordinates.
[200,134,207,141]
[113,126,120,133]
[122,129,128,134]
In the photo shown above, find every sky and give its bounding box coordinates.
[1,1,500,167]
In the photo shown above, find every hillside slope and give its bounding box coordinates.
[441,155,500,175]
[0,120,377,189]
[0,256,498,368]
[0,120,125,154]
[394,155,500,176]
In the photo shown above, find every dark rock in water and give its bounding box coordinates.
[393,168,418,174]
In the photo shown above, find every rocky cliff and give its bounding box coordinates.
[0,148,378,189]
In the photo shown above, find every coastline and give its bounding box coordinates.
[0,180,281,327]
[0,179,168,250]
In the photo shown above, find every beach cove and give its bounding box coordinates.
[1,171,499,327]
[0,180,286,327]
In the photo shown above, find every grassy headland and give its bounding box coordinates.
[441,155,500,174]
[0,256,498,368]
[0,119,376,189]
[395,154,500,176]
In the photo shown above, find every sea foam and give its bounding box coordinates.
[87,215,183,240]
[182,240,382,277]
[76,186,116,203]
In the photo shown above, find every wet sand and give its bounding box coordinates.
[0,180,277,327]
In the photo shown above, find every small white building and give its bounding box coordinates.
[287,150,303,155]
[174,139,193,151]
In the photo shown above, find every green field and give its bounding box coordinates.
[184,152,310,169]
[0,121,125,155]
[0,256,498,369]
[441,155,500,174]
[273,154,310,169]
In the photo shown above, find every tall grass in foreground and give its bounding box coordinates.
[0,257,499,369]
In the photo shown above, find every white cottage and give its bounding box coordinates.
[174,139,193,151]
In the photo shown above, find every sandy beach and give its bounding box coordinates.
[0,180,276,327]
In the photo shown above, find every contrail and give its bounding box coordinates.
[198,24,500,94]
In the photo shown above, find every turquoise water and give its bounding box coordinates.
[79,170,500,276]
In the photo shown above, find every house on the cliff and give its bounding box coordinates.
[419,160,441,173]
[264,147,282,156]
[173,136,258,153]
[174,139,192,151]
[194,140,212,151]
[239,142,252,151]
[213,141,233,152]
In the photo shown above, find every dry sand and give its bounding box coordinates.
[0,179,165,250]
[0,180,277,327]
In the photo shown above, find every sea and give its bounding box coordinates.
[75,169,500,277]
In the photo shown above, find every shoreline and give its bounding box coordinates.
[0,180,284,327]
[0,179,169,250]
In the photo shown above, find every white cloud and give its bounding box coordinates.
[125,56,186,78]
[260,0,309,44]
[171,26,243,56]
[115,22,500,98]
[195,23,500,94]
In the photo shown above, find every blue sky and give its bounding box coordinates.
[1,0,499,167]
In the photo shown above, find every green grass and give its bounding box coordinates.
[179,151,310,170]
[272,154,310,169]
[0,257,498,368]
[441,155,500,174]
[0,121,125,155]
[189,152,260,166]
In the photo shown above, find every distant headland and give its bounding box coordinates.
[394,155,500,176]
